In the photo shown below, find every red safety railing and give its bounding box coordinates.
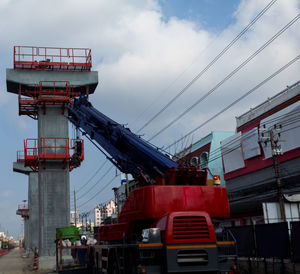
[18,204,29,211]
[18,81,80,119]
[17,204,29,219]
[14,46,92,71]
[17,150,25,162]
[22,138,84,170]
[24,139,39,171]
[24,139,38,160]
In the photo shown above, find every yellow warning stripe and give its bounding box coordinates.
[139,243,163,248]
[167,244,217,249]
[217,241,235,245]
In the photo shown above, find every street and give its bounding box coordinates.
[0,248,53,274]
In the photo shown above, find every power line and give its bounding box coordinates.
[167,53,300,151]
[206,117,300,166]
[136,0,278,134]
[129,0,247,129]
[76,160,107,193]
[176,94,300,163]
[173,102,300,166]
[77,164,114,200]
[78,174,119,209]
[197,110,300,165]
[149,13,300,141]
[82,197,115,217]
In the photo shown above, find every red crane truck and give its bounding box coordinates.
[68,96,238,273]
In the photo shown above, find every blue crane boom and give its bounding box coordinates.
[67,96,178,179]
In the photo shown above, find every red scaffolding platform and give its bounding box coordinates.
[17,150,25,162]
[17,204,29,219]
[14,46,92,71]
[18,81,80,119]
[22,138,84,171]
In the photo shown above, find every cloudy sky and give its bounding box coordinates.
[0,0,299,238]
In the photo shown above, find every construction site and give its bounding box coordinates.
[1,1,300,274]
[0,42,298,273]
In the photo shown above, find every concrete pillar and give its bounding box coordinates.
[13,162,38,252]
[24,219,29,250]
[28,172,38,250]
[38,107,70,256]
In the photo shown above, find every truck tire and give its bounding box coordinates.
[111,261,119,274]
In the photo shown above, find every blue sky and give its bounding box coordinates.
[0,0,300,239]
[159,0,240,31]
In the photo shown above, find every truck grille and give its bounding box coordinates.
[177,249,208,265]
[173,216,209,240]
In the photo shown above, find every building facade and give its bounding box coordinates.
[221,81,300,217]
[94,200,117,227]
[176,131,235,186]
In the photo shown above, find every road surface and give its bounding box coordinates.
[0,247,54,274]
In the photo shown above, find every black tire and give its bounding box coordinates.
[108,253,119,274]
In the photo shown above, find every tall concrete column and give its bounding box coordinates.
[28,172,39,250]
[13,162,38,252]
[7,49,98,267]
[24,219,29,250]
[38,107,70,256]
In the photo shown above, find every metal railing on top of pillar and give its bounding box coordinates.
[14,46,92,71]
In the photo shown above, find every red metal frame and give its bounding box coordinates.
[24,139,39,171]
[14,46,92,71]
[18,81,81,118]
[17,150,25,162]
[17,204,29,219]
[22,138,84,171]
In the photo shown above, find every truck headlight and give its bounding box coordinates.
[142,229,150,243]
[142,228,161,243]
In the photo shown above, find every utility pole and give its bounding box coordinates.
[85,213,89,229]
[74,189,77,227]
[81,214,84,230]
[269,129,286,222]
[125,173,130,198]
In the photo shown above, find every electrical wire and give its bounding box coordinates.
[172,108,300,168]
[206,117,300,166]
[82,197,115,217]
[149,13,300,141]
[130,0,247,129]
[77,164,114,200]
[184,99,300,162]
[76,160,107,193]
[136,0,278,134]
[78,174,119,209]
[77,122,300,213]
[173,93,300,164]
[167,53,300,151]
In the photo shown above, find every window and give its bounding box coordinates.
[200,152,208,168]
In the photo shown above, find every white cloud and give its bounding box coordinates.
[0,0,299,237]
[0,0,299,146]
[1,0,300,214]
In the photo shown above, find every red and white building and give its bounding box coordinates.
[221,81,300,217]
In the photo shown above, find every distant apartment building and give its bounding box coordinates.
[0,232,6,239]
[94,200,117,227]
[70,209,80,226]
